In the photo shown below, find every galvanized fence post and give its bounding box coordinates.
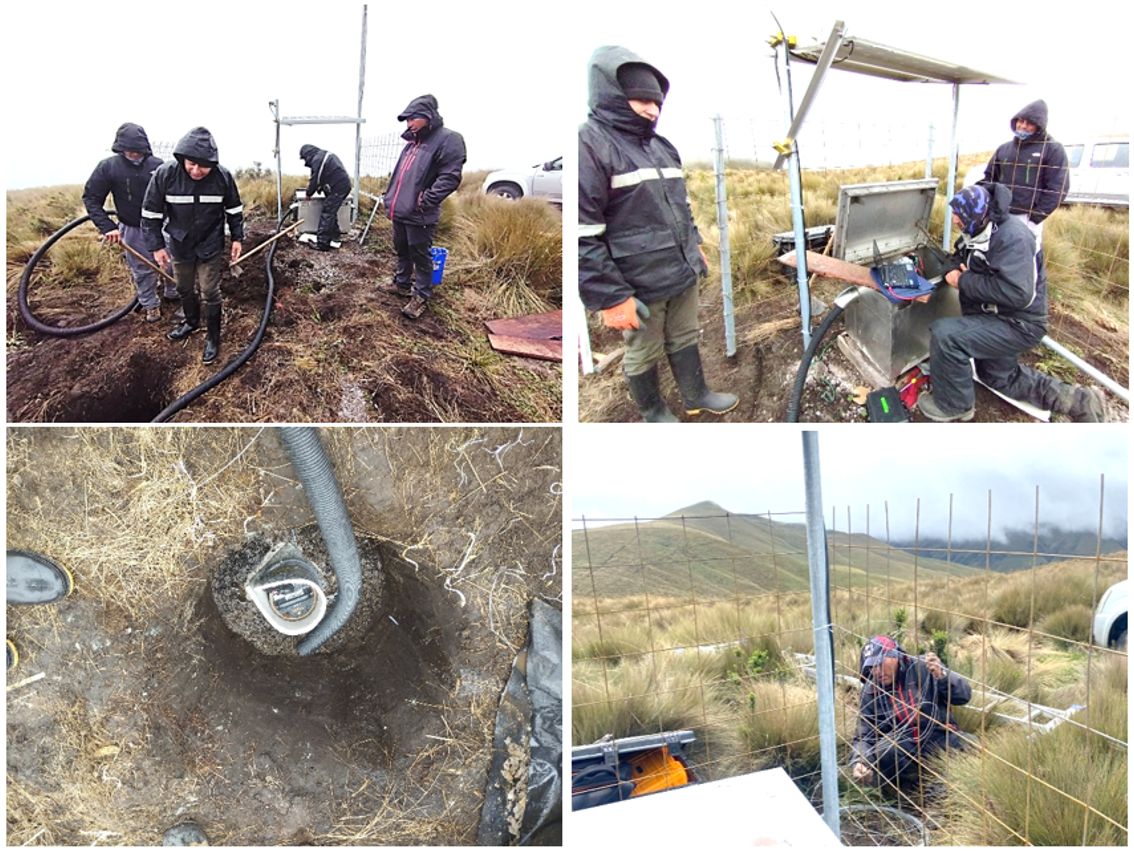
[802,431,841,840]
[713,116,737,358]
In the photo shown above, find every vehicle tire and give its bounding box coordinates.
[487,182,523,200]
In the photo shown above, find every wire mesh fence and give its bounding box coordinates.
[690,116,1129,393]
[572,488,1127,845]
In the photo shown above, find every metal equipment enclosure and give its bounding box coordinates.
[833,179,961,383]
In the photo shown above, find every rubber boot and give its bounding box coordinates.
[202,303,222,365]
[667,345,739,415]
[167,292,200,341]
[625,366,679,422]
[1066,386,1105,422]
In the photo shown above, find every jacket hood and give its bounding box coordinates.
[397,94,443,130]
[299,144,322,167]
[988,181,1014,224]
[588,45,670,136]
[1011,99,1049,135]
[174,126,219,167]
[111,122,153,156]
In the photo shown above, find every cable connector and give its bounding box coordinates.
[767,32,798,48]
[772,138,795,156]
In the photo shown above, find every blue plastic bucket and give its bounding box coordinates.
[430,247,448,285]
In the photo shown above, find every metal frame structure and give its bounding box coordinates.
[774,21,1014,345]
[270,5,368,224]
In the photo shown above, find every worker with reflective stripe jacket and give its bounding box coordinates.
[82,122,174,321]
[381,94,466,320]
[299,144,352,251]
[579,45,736,422]
[142,126,244,366]
[850,635,971,790]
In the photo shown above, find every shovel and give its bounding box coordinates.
[230,219,304,278]
[116,239,177,284]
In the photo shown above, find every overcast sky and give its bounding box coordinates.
[4,0,570,189]
[575,1,1130,168]
[570,426,1128,542]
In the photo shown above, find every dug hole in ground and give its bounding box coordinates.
[5,427,562,845]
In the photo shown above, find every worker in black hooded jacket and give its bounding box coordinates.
[83,122,174,322]
[579,46,737,422]
[850,635,971,792]
[299,144,352,251]
[381,94,466,320]
[919,183,1104,422]
[142,127,244,366]
[983,99,1069,250]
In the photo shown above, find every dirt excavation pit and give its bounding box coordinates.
[161,536,465,841]
[6,427,562,845]
[48,350,176,423]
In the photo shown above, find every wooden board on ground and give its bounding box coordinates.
[778,249,877,289]
[484,310,562,341]
[488,334,562,362]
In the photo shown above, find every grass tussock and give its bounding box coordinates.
[447,193,562,315]
[937,654,1127,846]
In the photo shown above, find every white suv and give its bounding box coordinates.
[1092,579,1128,650]
[483,157,562,205]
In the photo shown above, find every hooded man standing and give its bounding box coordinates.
[83,123,174,323]
[983,99,1069,249]
[381,94,466,320]
[299,144,352,251]
[142,127,244,365]
[579,46,737,422]
[920,184,1104,422]
[850,635,971,792]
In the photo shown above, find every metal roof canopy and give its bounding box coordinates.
[776,20,1017,249]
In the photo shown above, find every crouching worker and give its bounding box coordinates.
[849,635,971,794]
[919,183,1104,422]
[300,144,352,250]
[143,127,243,365]
[579,46,736,422]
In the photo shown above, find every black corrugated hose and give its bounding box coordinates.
[18,214,138,336]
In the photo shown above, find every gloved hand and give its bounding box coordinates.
[601,297,648,330]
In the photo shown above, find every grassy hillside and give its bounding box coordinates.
[574,501,978,602]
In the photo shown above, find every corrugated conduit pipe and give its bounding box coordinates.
[279,427,363,655]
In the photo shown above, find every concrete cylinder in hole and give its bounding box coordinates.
[279,427,363,655]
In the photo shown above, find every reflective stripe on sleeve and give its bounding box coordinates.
[225,205,244,215]
[578,223,606,237]
[610,167,684,189]
[141,209,164,219]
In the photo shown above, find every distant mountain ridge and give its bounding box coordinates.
[573,500,980,600]
[892,527,1128,572]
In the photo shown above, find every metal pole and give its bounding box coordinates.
[943,83,961,250]
[775,39,812,348]
[801,431,840,841]
[713,116,737,358]
[578,298,594,376]
[925,122,935,180]
[271,100,283,223]
[1040,336,1131,402]
[354,4,367,224]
